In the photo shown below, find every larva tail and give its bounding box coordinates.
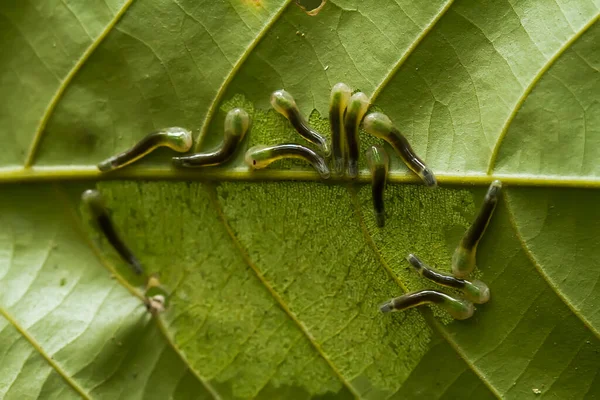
[379,301,394,313]
[375,211,385,228]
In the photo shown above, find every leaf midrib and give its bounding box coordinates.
[4,167,600,189]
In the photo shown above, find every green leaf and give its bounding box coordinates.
[1,0,599,399]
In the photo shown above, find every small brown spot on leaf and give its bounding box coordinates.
[295,0,326,16]
[243,0,262,7]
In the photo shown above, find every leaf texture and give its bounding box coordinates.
[0,0,599,399]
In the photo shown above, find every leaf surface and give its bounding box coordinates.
[1,0,599,399]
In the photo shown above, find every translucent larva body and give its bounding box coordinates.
[343,92,370,178]
[97,127,192,172]
[144,274,169,315]
[81,189,143,275]
[245,143,330,179]
[452,180,502,278]
[380,290,474,320]
[173,108,250,167]
[366,145,389,228]
[270,90,330,155]
[362,112,437,187]
[145,295,166,315]
[407,254,490,304]
[329,83,352,175]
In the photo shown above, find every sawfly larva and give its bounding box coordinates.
[98,127,192,172]
[245,143,330,179]
[366,144,389,228]
[380,290,474,320]
[407,254,490,304]
[362,112,436,187]
[452,180,502,278]
[270,90,329,154]
[329,83,352,175]
[81,189,143,275]
[344,92,369,178]
[173,108,250,167]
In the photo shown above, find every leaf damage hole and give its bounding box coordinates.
[295,0,326,16]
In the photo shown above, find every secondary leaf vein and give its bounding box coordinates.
[503,190,600,340]
[0,306,92,400]
[486,14,599,174]
[24,0,136,167]
[206,183,362,398]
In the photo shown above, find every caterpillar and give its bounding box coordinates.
[329,83,352,175]
[452,180,502,278]
[366,144,389,228]
[245,143,330,179]
[173,108,250,167]
[380,290,474,320]
[270,90,329,155]
[344,92,369,178]
[362,112,436,187]
[407,254,490,304]
[81,189,143,275]
[98,127,192,172]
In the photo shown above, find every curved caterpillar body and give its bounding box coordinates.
[270,90,330,155]
[366,145,389,228]
[452,180,502,278]
[380,290,474,320]
[363,112,436,187]
[329,83,352,175]
[81,189,143,275]
[173,108,250,167]
[343,92,370,178]
[245,143,330,179]
[98,127,192,172]
[407,254,490,304]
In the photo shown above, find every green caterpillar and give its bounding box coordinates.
[363,112,436,187]
[380,290,474,320]
[173,108,250,167]
[98,127,192,172]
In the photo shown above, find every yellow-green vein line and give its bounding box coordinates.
[195,0,294,151]
[207,184,361,399]
[153,317,222,400]
[369,0,455,102]
[54,184,221,399]
[24,0,136,167]
[347,186,502,400]
[486,14,599,175]
[502,190,600,341]
[6,166,600,189]
[0,307,91,400]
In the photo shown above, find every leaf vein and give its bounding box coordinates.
[206,183,362,398]
[24,0,136,167]
[503,190,600,340]
[486,14,599,174]
[0,306,92,399]
[195,0,295,151]
[369,0,455,102]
